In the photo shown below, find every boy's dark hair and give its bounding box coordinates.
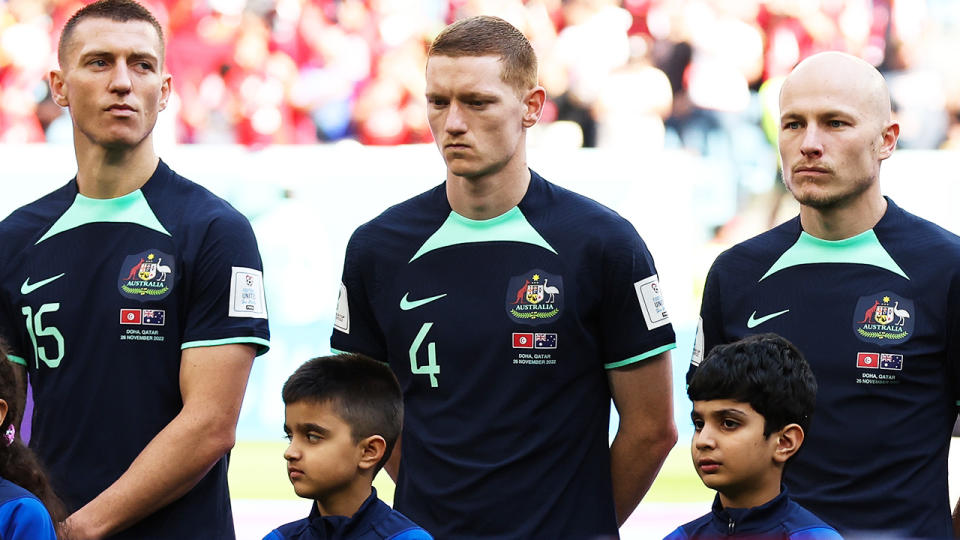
[58,0,165,66]
[0,344,66,530]
[283,353,402,472]
[688,333,817,436]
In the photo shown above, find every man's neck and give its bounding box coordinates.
[446,161,531,221]
[74,136,159,199]
[799,191,888,241]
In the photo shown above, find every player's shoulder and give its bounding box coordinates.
[521,170,642,249]
[367,182,447,228]
[0,182,75,254]
[709,218,800,274]
[881,198,960,257]
[145,160,254,229]
[348,183,448,247]
[528,170,631,224]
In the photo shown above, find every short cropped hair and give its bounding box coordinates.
[688,333,817,437]
[282,354,402,470]
[58,0,165,66]
[428,15,538,94]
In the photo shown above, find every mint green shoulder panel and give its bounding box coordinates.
[37,190,170,245]
[760,230,908,281]
[410,207,557,262]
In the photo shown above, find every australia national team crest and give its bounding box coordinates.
[852,291,915,345]
[505,269,563,326]
[118,250,175,301]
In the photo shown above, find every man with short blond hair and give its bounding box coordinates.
[332,15,677,539]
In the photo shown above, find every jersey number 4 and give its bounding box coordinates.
[21,304,64,368]
[409,322,440,388]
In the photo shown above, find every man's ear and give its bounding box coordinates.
[878,121,899,160]
[773,423,804,464]
[49,70,69,108]
[357,435,387,472]
[521,86,546,128]
[159,73,172,112]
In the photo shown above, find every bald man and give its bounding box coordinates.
[688,51,960,537]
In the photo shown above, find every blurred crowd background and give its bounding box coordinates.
[2,0,960,228]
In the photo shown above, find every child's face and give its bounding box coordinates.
[283,400,365,503]
[691,399,782,508]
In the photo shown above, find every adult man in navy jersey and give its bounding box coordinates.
[332,15,676,539]
[692,51,960,537]
[0,1,269,538]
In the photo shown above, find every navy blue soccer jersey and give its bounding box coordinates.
[0,160,269,539]
[331,170,676,539]
[690,198,960,538]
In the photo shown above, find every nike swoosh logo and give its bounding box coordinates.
[747,309,790,329]
[21,273,66,295]
[400,292,447,311]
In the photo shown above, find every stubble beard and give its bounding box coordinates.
[785,172,877,211]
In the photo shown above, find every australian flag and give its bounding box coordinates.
[535,333,557,349]
[879,353,903,370]
[142,309,166,326]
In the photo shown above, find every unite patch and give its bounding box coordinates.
[852,291,915,345]
[229,267,267,318]
[118,250,174,301]
[504,269,563,326]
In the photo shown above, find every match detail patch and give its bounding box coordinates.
[334,282,350,333]
[691,317,704,367]
[635,274,670,330]
[229,267,267,319]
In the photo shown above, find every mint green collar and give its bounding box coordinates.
[760,229,908,281]
[37,189,170,245]
[410,207,556,262]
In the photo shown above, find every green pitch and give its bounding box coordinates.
[228,441,711,504]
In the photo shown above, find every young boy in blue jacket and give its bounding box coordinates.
[665,334,842,539]
[265,354,431,540]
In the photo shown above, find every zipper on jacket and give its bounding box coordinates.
[728,517,735,535]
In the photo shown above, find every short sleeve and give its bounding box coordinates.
[688,259,726,384]
[180,210,270,355]
[0,497,57,540]
[0,292,27,366]
[948,273,960,405]
[330,226,388,361]
[599,224,676,369]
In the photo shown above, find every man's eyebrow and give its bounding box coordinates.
[78,49,159,62]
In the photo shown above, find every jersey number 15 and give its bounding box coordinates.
[21,304,64,368]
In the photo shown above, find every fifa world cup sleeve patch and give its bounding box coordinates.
[635,274,670,330]
[334,282,350,333]
[691,317,704,366]
[229,267,267,318]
